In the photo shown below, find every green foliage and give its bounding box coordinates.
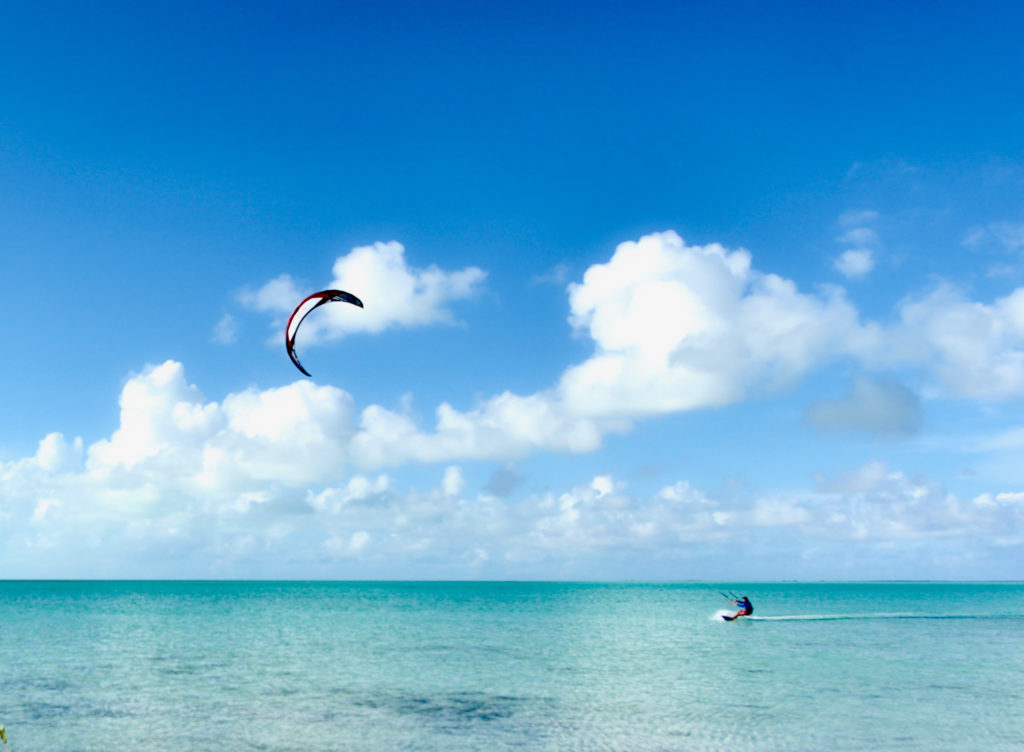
[0,725,10,752]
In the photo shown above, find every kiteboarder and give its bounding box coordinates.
[723,596,753,621]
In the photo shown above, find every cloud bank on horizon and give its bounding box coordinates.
[3,231,1023,579]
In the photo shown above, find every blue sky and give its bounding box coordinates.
[2,0,1024,579]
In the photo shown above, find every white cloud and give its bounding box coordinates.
[31,498,60,522]
[87,360,213,471]
[963,221,1024,254]
[79,361,358,510]
[591,475,614,497]
[558,231,878,418]
[211,313,238,345]
[214,380,357,486]
[348,393,626,467]
[799,461,1014,541]
[3,389,1022,576]
[243,242,486,344]
[239,273,304,313]
[7,231,1024,576]
[894,285,1024,399]
[834,210,879,278]
[657,480,712,504]
[443,466,465,497]
[326,241,486,335]
[834,249,875,278]
[308,474,391,514]
[335,232,885,464]
[36,433,83,472]
[232,231,1024,466]
[325,530,371,556]
[231,232,1024,467]
[837,227,879,246]
[974,491,1024,507]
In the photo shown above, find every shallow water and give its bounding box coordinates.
[1,581,1022,751]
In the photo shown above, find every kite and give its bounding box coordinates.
[285,289,363,376]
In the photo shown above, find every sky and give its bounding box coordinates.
[2,0,1024,580]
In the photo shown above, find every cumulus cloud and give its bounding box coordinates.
[36,433,83,472]
[78,360,358,519]
[834,210,880,278]
[308,474,391,515]
[3,383,1022,577]
[349,392,627,467]
[837,227,879,246]
[321,232,892,465]
[241,241,486,344]
[804,375,921,437]
[835,249,875,278]
[231,231,1024,466]
[442,466,465,497]
[211,313,238,345]
[963,220,1024,254]
[231,230,1024,466]
[7,231,1024,576]
[894,285,1024,399]
[325,530,371,556]
[239,274,304,313]
[327,241,486,334]
[803,461,1017,541]
[558,231,878,418]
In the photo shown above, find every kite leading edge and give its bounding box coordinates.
[284,289,363,377]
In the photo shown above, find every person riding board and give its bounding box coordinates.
[724,596,753,621]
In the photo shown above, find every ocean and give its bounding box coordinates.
[1,581,1022,751]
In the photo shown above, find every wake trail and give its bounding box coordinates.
[746,613,1022,622]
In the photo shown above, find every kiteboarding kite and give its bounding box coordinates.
[285,289,363,377]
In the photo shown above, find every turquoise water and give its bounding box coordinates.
[1,582,1023,751]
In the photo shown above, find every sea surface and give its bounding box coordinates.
[1,581,1023,751]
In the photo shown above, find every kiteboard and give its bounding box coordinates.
[722,615,736,621]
